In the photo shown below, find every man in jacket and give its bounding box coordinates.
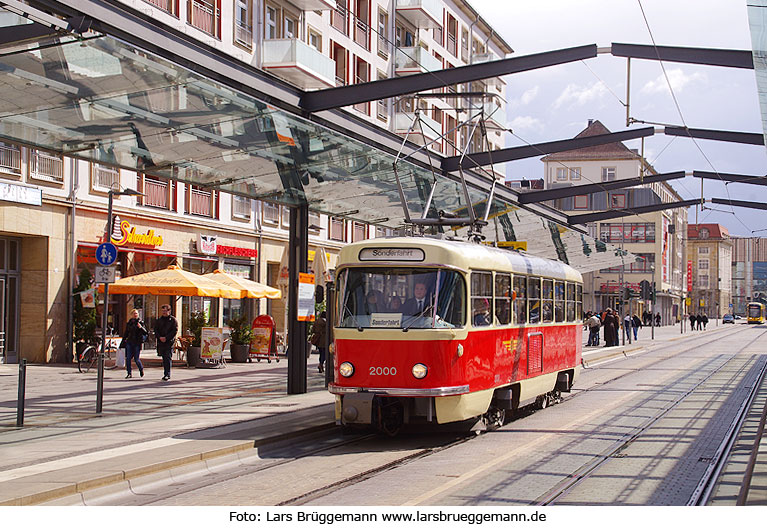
[154,304,179,381]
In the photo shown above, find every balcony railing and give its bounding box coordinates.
[395,0,441,29]
[395,46,442,74]
[394,112,441,140]
[143,0,177,15]
[143,177,170,209]
[354,19,369,49]
[232,195,251,219]
[262,39,336,89]
[189,0,220,38]
[331,3,348,35]
[0,143,21,176]
[234,19,253,48]
[189,187,213,217]
[29,150,63,183]
[93,163,119,190]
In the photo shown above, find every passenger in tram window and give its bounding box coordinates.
[388,295,402,313]
[472,298,491,326]
[542,302,553,323]
[403,281,431,316]
[365,290,384,314]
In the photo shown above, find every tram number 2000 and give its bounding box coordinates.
[369,366,397,376]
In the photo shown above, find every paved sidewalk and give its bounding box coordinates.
[0,321,751,505]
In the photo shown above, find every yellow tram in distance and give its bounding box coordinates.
[747,302,765,324]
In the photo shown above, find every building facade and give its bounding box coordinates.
[731,236,767,315]
[541,120,689,325]
[686,224,732,319]
[0,0,510,363]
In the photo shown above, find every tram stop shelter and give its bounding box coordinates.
[0,0,641,392]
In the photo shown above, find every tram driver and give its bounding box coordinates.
[403,281,432,316]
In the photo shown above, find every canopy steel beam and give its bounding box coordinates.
[611,43,754,69]
[665,127,764,146]
[443,127,655,172]
[711,198,767,211]
[299,45,598,112]
[568,199,701,225]
[0,23,59,47]
[517,171,686,204]
[694,170,767,186]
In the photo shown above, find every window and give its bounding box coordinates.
[599,223,655,243]
[554,281,565,322]
[495,273,511,325]
[375,226,393,238]
[542,279,553,323]
[186,185,218,218]
[354,0,370,50]
[698,259,709,270]
[144,0,178,16]
[353,58,370,114]
[566,282,576,322]
[461,27,469,62]
[513,275,527,324]
[446,15,457,56]
[698,247,710,255]
[232,195,251,220]
[573,195,589,210]
[556,167,568,181]
[698,274,709,288]
[699,228,710,239]
[265,4,277,39]
[283,14,296,39]
[528,277,541,324]
[308,211,322,232]
[377,9,389,58]
[376,70,389,121]
[0,141,21,177]
[331,0,348,35]
[189,0,221,38]
[262,201,279,224]
[140,175,175,210]
[601,167,616,181]
[307,28,321,51]
[433,24,443,46]
[29,149,64,184]
[91,162,119,191]
[332,42,347,85]
[352,221,366,242]
[610,193,626,209]
[330,217,345,241]
[281,204,291,228]
[570,167,582,180]
[234,0,252,48]
[471,272,493,327]
[395,24,414,47]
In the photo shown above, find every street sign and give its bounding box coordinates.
[96,242,118,266]
[94,266,116,284]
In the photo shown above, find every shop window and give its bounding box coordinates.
[29,149,64,184]
[0,141,21,178]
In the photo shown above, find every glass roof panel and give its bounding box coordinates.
[0,21,632,271]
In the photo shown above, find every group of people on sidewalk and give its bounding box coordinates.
[120,305,179,381]
[688,313,709,331]
[584,309,661,347]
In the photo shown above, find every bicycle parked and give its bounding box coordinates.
[77,334,119,373]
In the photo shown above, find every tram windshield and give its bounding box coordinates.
[748,303,762,318]
[336,268,466,329]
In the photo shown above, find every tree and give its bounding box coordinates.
[73,268,98,347]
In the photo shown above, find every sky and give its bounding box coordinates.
[468,0,767,237]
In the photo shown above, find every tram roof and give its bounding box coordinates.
[0,1,634,273]
[338,237,583,283]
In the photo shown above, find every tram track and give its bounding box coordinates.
[533,327,767,506]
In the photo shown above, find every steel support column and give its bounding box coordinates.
[287,203,309,394]
[611,43,754,69]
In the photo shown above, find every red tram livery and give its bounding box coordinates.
[329,236,583,434]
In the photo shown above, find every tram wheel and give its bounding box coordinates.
[483,406,506,430]
[535,394,549,409]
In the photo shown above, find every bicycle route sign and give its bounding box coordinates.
[96,242,117,266]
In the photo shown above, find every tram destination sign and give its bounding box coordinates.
[359,248,425,261]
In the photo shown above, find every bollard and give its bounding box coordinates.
[16,358,26,427]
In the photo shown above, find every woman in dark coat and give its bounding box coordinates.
[122,309,148,379]
[311,311,327,373]
[602,309,617,347]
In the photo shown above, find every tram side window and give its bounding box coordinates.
[542,279,553,323]
[528,276,541,324]
[554,281,565,322]
[495,273,512,325]
[566,282,576,321]
[471,271,493,327]
[576,284,583,320]
[513,275,526,324]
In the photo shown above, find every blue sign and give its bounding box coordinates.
[96,242,118,266]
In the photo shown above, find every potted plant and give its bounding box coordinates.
[227,315,252,363]
[73,268,98,361]
[186,310,207,367]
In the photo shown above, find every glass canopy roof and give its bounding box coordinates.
[749,0,767,147]
[0,10,631,272]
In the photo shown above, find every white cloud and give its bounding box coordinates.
[553,82,609,109]
[640,68,707,95]
[508,115,544,134]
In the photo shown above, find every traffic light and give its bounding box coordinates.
[639,280,652,300]
[622,286,630,300]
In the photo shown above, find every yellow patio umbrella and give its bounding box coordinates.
[100,265,242,298]
[203,269,281,299]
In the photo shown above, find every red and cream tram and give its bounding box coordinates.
[329,236,583,434]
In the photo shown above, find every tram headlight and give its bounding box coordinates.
[339,361,354,377]
[412,363,428,379]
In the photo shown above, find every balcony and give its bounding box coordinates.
[469,98,505,127]
[394,112,442,141]
[395,46,442,75]
[0,143,21,176]
[262,39,335,90]
[471,52,497,64]
[29,150,63,183]
[396,0,441,29]
[287,0,334,10]
[143,177,172,210]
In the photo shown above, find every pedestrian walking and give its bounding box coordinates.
[631,314,642,340]
[154,304,178,381]
[655,312,661,327]
[311,311,327,373]
[602,309,617,346]
[702,314,708,330]
[689,314,696,332]
[122,309,147,379]
[585,312,601,346]
[623,313,632,342]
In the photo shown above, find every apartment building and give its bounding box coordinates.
[731,236,767,315]
[0,0,511,363]
[686,224,732,319]
[540,120,688,325]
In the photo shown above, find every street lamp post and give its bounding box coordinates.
[97,187,143,414]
